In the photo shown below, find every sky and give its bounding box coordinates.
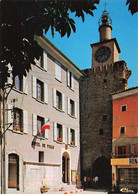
[45,0,138,88]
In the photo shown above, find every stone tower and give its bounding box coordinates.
[80,8,131,188]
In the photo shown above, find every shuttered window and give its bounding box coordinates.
[55,61,61,81]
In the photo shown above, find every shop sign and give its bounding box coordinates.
[128,158,138,164]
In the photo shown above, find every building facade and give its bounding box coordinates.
[80,9,131,188]
[3,36,83,193]
[111,87,138,192]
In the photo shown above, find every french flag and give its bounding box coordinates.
[41,119,50,131]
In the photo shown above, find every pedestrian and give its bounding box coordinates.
[95,176,99,188]
[87,177,90,187]
[83,176,87,190]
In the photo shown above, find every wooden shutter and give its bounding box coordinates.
[23,110,28,133]
[67,128,70,144]
[115,146,118,157]
[71,73,74,90]
[53,122,57,141]
[32,114,37,135]
[75,101,77,118]
[126,145,130,156]
[32,76,36,98]
[7,104,13,130]
[53,88,56,107]
[62,94,65,112]
[55,61,61,81]
[134,144,138,155]
[43,50,47,71]
[67,97,70,114]
[62,125,66,143]
[23,76,28,94]
[75,129,78,146]
[44,83,48,104]
[45,118,49,139]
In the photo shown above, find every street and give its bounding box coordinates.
[81,189,107,193]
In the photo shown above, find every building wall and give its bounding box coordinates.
[4,36,82,193]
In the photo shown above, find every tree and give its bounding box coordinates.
[0,0,99,90]
[126,0,138,15]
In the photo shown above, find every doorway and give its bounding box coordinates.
[62,152,70,184]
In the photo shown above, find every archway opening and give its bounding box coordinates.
[92,156,111,189]
[62,152,70,184]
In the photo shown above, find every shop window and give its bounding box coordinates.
[39,151,44,162]
[121,105,127,112]
[8,154,19,189]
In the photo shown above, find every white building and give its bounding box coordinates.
[3,36,83,193]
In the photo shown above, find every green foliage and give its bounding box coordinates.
[0,0,99,89]
[126,0,138,15]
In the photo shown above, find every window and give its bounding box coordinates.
[39,151,44,162]
[68,98,77,118]
[103,115,107,121]
[70,129,75,145]
[37,116,45,137]
[32,76,48,103]
[120,126,125,134]
[57,124,62,142]
[35,48,47,70]
[115,145,130,158]
[8,154,19,189]
[99,128,104,135]
[56,91,62,110]
[14,75,23,91]
[67,70,74,90]
[53,89,64,111]
[55,61,61,81]
[13,108,23,132]
[121,105,127,112]
[37,79,44,101]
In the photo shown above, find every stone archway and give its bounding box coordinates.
[92,156,111,189]
[62,152,70,184]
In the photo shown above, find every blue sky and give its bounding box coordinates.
[45,0,138,88]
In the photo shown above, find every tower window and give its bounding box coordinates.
[99,128,104,135]
[121,105,127,112]
[103,115,107,121]
[120,127,125,134]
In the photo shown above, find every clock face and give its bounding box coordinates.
[95,46,111,63]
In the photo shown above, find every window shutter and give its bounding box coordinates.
[75,129,77,146]
[134,144,138,154]
[53,88,56,107]
[67,128,70,144]
[32,114,37,136]
[72,73,74,90]
[67,97,70,114]
[44,83,48,104]
[32,76,36,98]
[67,70,70,86]
[62,125,66,143]
[44,118,49,139]
[7,64,13,85]
[23,76,28,94]
[23,110,28,133]
[43,50,47,71]
[62,94,65,112]
[7,104,13,130]
[55,61,61,81]
[53,122,57,141]
[75,101,77,118]
[115,146,118,157]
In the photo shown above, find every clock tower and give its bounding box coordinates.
[91,8,120,67]
[80,7,131,189]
